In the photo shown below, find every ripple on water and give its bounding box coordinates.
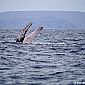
[0,29,85,85]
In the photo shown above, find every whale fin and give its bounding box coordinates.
[23,27,43,44]
[16,22,32,42]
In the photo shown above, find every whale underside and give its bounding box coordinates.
[23,27,43,44]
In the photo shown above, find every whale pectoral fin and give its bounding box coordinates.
[24,22,32,32]
[23,27,43,44]
[16,22,32,42]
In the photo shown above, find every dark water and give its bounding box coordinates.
[0,28,85,85]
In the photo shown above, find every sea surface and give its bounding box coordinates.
[0,28,85,85]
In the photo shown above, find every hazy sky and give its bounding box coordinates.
[0,0,85,13]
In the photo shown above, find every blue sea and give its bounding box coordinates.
[0,28,85,85]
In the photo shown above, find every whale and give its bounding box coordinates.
[23,27,43,44]
[16,22,43,44]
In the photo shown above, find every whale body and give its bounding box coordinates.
[23,27,43,44]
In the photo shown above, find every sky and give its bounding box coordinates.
[0,0,85,13]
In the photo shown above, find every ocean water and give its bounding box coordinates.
[0,28,85,85]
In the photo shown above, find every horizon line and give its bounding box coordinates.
[0,10,85,13]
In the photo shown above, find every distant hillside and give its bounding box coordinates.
[0,11,85,29]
